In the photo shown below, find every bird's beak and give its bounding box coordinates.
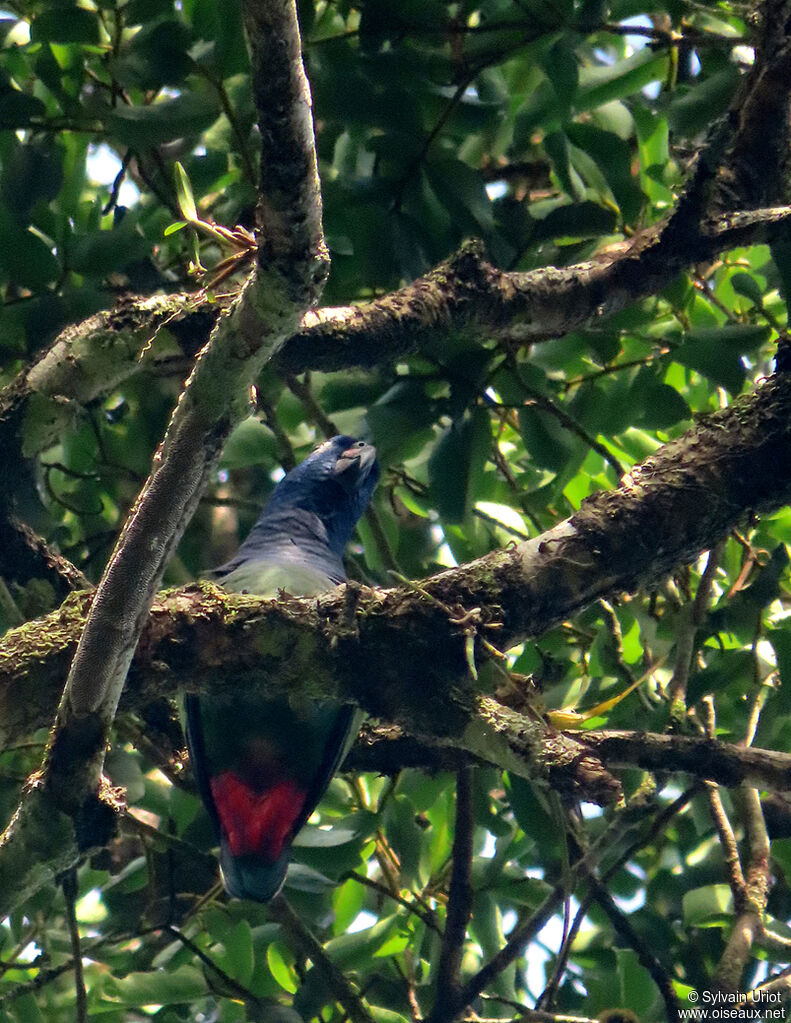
[333,442,377,482]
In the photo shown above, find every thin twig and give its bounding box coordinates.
[102,150,133,215]
[62,869,87,1023]
[668,541,724,706]
[258,398,297,470]
[707,784,747,904]
[543,786,699,1002]
[165,924,262,1006]
[598,21,748,47]
[195,65,257,185]
[455,885,565,1010]
[585,871,681,1023]
[363,504,400,574]
[742,669,776,750]
[269,896,374,1023]
[430,765,475,1021]
[344,871,442,934]
[701,697,747,904]
[284,372,339,437]
[489,342,626,480]
[713,788,770,991]
[562,349,670,390]
[598,598,637,686]
[749,969,791,1000]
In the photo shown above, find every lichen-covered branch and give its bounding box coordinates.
[276,206,791,372]
[0,0,328,916]
[4,370,791,742]
[6,204,791,472]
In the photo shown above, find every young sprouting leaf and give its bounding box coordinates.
[174,162,198,223]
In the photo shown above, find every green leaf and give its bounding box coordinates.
[283,862,335,893]
[682,884,733,927]
[634,378,690,429]
[576,50,668,112]
[614,948,664,1017]
[266,942,297,993]
[428,408,490,523]
[174,162,198,222]
[9,994,42,1023]
[566,122,644,222]
[220,417,278,469]
[69,226,151,279]
[333,878,366,933]
[365,379,437,461]
[323,915,402,969]
[109,93,220,147]
[505,775,555,850]
[769,627,791,710]
[0,215,59,290]
[668,67,740,137]
[31,8,100,44]
[530,199,617,241]
[729,272,765,307]
[0,92,46,125]
[673,334,744,395]
[291,825,357,848]
[1,143,64,225]
[673,324,771,395]
[771,236,791,317]
[114,20,194,89]
[369,1008,410,1023]
[102,965,207,1006]
[540,39,578,108]
[220,920,255,986]
[544,131,585,202]
[125,0,175,22]
[105,748,146,804]
[685,324,770,351]
[518,404,583,473]
[373,930,410,957]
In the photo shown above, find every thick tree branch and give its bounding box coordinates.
[580,733,791,791]
[6,204,791,471]
[277,206,791,371]
[3,370,791,754]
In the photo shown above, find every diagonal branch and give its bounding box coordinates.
[0,0,328,915]
[268,896,374,1023]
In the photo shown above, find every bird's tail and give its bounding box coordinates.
[219,841,289,902]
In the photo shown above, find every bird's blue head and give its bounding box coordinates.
[262,435,380,556]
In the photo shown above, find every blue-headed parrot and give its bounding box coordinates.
[186,435,380,900]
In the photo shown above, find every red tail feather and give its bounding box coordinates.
[210,772,306,859]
